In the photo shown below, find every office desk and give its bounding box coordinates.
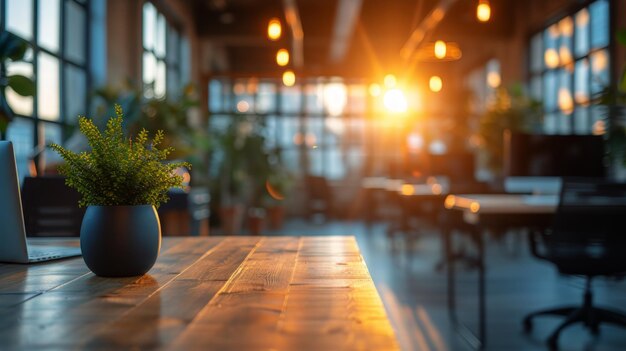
[443,194,558,349]
[0,237,399,350]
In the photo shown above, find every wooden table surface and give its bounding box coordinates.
[0,237,399,350]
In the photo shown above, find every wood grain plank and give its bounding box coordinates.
[0,237,224,348]
[80,236,262,349]
[167,236,301,350]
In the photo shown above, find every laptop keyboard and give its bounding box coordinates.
[28,247,79,261]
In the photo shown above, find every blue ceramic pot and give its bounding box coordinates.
[80,205,161,277]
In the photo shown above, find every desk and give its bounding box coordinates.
[444,194,558,349]
[0,237,399,350]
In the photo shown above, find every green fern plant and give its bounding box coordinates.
[50,105,191,208]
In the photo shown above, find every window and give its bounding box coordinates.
[528,0,610,135]
[208,78,372,182]
[142,1,188,99]
[3,0,90,178]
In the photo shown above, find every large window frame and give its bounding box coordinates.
[527,0,611,135]
[2,0,91,177]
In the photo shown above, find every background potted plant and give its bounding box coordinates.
[50,105,190,277]
[0,32,35,139]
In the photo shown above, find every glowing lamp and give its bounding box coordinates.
[477,0,491,22]
[282,70,296,87]
[429,76,443,92]
[383,89,408,113]
[434,40,447,59]
[267,18,282,41]
[276,49,289,66]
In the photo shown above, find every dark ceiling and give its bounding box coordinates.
[191,0,517,78]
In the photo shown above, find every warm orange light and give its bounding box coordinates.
[401,184,415,196]
[266,180,285,200]
[444,195,456,209]
[544,48,560,68]
[369,83,382,97]
[591,50,608,73]
[559,46,573,65]
[429,76,443,92]
[276,49,289,66]
[383,89,408,113]
[267,18,282,41]
[431,184,442,195]
[592,120,606,135]
[384,74,397,88]
[236,100,250,113]
[558,88,574,115]
[487,71,501,88]
[476,0,491,22]
[470,202,480,213]
[282,70,296,86]
[434,40,447,59]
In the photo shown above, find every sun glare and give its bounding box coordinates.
[383,89,408,113]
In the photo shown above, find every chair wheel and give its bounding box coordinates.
[523,318,533,333]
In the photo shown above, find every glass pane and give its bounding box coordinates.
[280,118,299,148]
[558,113,571,134]
[38,0,60,52]
[543,24,559,69]
[167,69,180,96]
[208,114,230,132]
[544,113,557,134]
[39,122,62,166]
[37,53,60,121]
[155,60,166,98]
[305,84,323,114]
[590,49,609,94]
[6,117,34,181]
[590,0,609,49]
[65,0,86,64]
[264,115,277,148]
[281,149,300,174]
[574,59,589,105]
[308,147,323,176]
[6,61,34,116]
[209,80,223,112]
[155,14,166,57]
[574,107,589,134]
[327,148,345,180]
[348,85,367,114]
[306,117,324,146]
[530,76,542,102]
[574,8,589,57]
[558,17,573,66]
[256,82,276,113]
[143,2,156,50]
[543,71,557,112]
[530,33,543,73]
[281,87,301,113]
[7,0,33,40]
[64,66,87,122]
[142,52,157,98]
[558,69,573,115]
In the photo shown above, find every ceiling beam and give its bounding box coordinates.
[283,0,304,68]
[328,0,363,64]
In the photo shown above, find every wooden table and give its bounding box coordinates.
[0,237,399,350]
[443,194,559,349]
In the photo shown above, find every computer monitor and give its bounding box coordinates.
[504,133,605,178]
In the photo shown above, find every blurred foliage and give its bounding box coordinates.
[210,116,293,208]
[478,83,542,174]
[0,32,36,137]
[51,105,190,208]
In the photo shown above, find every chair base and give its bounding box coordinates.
[523,280,626,350]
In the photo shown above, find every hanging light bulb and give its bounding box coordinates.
[434,40,447,59]
[476,0,491,22]
[429,76,443,92]
[276,49,289,66]
[267,18,282,40]
[282,70,296,87]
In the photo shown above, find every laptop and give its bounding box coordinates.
[0,141,81,263]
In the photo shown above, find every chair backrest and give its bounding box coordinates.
[21,176,85,237]
[549,179,626,275]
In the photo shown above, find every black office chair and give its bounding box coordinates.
[524,179,626,350]
[21,176,85,237]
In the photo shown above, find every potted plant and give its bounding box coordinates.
[0,32,35,139]
[264,155,294,230]
[50,105,190,277]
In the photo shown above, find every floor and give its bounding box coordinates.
[264,219,626,351]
